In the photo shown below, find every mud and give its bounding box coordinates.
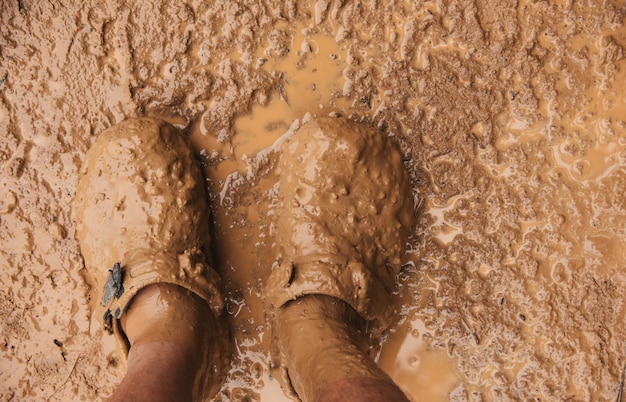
[73,117,228,401]
[74,118,224,324]
[1,1,625,401]
[267,117,414,329]
[266,117,414,399]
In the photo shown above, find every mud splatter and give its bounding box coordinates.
[1,0,625,401]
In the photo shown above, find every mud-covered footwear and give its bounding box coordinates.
[74,117,228,399]
[266,116,414,396]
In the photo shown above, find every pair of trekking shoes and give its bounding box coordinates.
[74,116,414,401]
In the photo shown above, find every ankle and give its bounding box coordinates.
[122,284,211,346]
[276,295,389,401]
[114,284,215,401]
[121,284,214,374]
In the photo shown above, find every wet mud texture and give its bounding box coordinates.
[1,1,625,401]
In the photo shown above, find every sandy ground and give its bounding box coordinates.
[1,0,625,401]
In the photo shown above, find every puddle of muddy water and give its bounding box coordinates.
[378,317,462,401]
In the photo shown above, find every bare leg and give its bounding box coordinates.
[276,295,410,402]
[110,283,215,402]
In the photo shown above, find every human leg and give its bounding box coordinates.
[110,284,215,402]
[276,295,410,402]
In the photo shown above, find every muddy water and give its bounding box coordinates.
[1,1,625,401]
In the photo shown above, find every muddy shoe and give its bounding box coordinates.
[74,117,227,399]
[266,117,414,394]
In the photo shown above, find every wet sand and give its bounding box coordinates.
[1,0,625,401]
